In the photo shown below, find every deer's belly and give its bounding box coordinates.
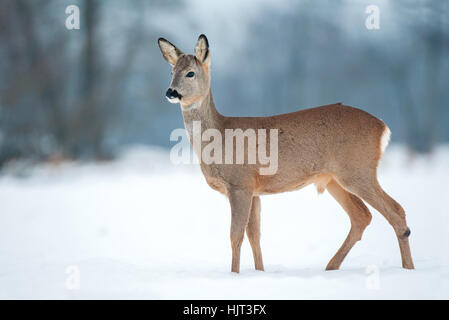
[255,172,333,195]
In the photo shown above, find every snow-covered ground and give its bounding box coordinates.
[0,145,448,299]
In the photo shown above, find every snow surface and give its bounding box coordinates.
[0,145,448,299]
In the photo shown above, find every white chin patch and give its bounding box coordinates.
[166,97,180,104]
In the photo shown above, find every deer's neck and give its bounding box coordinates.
[181,89,224,140]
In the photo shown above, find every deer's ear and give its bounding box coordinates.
[158,38,183,66]
[194,34,210,68]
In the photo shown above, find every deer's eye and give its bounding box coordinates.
[186,71,195,78]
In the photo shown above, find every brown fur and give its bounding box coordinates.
[158,35,414,273]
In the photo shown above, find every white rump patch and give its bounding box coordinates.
[380,126,391,154]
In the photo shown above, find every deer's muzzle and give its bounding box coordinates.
[166,88,182,101]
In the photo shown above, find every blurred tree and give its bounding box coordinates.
[388,0,448,154]
[0,0,447,168]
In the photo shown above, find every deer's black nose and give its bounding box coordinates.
[166,88,181,99]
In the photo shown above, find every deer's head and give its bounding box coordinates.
[158,34,211,109]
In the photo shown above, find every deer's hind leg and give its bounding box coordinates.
[325,179,372,270]
[335,172,415,269]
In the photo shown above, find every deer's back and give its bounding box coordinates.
[218,103,388,194]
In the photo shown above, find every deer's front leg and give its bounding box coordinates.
[247,196,264,271]
[228,188,253,273]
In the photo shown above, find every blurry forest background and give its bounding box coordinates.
[0,0,448,167]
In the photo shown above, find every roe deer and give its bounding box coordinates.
[157,34,414,273]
